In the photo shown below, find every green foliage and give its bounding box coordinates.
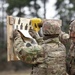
[6,0,33,16]
[55,0,75,32]
[7,0,30,8]
[6,0,49,18]
[55,0,63,10]
[29,0,41,18]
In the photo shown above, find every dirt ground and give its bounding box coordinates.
[0,69,31,75]
[0,72,29,75]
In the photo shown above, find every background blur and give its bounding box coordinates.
[0,0,75,75]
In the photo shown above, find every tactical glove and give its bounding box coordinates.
[13,30,21,39]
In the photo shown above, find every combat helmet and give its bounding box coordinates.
[69,20,75,39]
[42,20,61,35]
[69,20,75,32]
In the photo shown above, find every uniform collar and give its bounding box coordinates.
[43,37,60,44]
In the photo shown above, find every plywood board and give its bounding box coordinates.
[7,16,31,61]
[7,16,62,61]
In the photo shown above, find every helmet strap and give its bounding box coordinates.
[43,34,59,40]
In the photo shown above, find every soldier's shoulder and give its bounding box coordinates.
[59,31,69,39]
[58,43,66,50]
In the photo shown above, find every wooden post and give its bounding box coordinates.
[7,16,31,61]
[7,16,19,61]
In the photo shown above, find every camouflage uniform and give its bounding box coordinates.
[37,19,69,42]
[13,21,67,75]
[68,20,75,75]
[13,30,44,64]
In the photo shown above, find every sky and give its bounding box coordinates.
[35,0,60,19]
[46,0,59,19]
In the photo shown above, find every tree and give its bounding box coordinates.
[54,0,75,53]
[41,0,48,18]
[55,0,75,32]
[6,0,49,18]
[6,0,33,17]
[28,0,41,18]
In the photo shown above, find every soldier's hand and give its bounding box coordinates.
[13,30,21,39]
[29,29,38,39]
[63,34,70,39]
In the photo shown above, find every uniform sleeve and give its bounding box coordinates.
[59,31,70,44]
[35,37,44,45]
[14,35,44,64]
[59,31,69,40]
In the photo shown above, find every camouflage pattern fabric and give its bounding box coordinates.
[13,31,44,64]
[31,21,67,75]
[67,20,75,75]
[29,28,44,45]
[13,20,68,75]
[14,33,67,75]
[59,31,69,40]
[42,21,61,35]
[32,38,67,75]
[59,31,69,45]
[68,43,75,75]
[69,20,75,32]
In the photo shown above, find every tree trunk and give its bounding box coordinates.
[44,0,46,19]
[34,0,38,17]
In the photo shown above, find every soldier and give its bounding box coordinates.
[13,20,67,75]
[68,20,75,75]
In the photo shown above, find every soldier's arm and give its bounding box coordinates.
[59,31,70,44]
[13,30,44,64]
[34,36,43,45]
[59,31,69,40]
[29,29,44,45]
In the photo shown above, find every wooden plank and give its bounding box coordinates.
[7,16,32,61]
[7,16,13,61]
[7,16,19,61]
